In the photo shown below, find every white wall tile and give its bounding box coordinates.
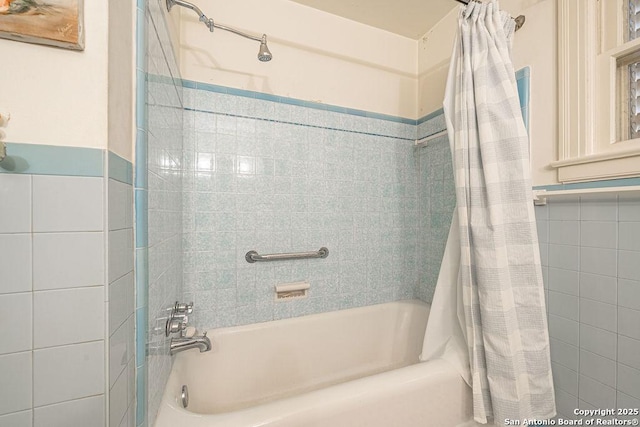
[579,350,616,387]
[619,196,640,222]
[34,287,104,348]
[580,299,617,332]
[0,410,32,427]
[119,405,135,427]
[0,352,32,416]
[619,308,640,340]
[580,247,617,277]
[109,272,134,333]
[578,374,616,408]
[580,221,617,249]
[108,229,133,282]
[552,362,578,396]
[0,293,31,355]
[548,268,579,296]
[109,317,133,388]
[126,358,135,409]
[33,341,104,406]
[34,395,104,427]
[619,279,640,311]
[32,176,103,232]
[549,200,580,221]
[618,391,640,413]
[0,234,31,294]
[539,242,548,266]
[619,222,640,252]
[579,272,616,305]
[580,198,617,221]
[109,366,129,427]
[618,364,640,400]
[549,314,579,346]
[33,232,104,290]
[619,335,640,370]
[534,204,549,220]
[549,221,580,245]
[549,291,579,321]
[108,179,133,232]
[550,338,578,371]
[0,175,31,233]
[619,250,640,281]
[537,220,549,243]
[580,324,617,360]
[548,245,580,271]
[555,389,578,417]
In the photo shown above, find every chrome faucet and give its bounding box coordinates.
[170,331,212,355]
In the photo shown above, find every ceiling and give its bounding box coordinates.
[289,0,458,40]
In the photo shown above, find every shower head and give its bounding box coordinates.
[258,34,272,62]
[167,0,273,62]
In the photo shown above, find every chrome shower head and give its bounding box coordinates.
[167,0,272,62]
[258,34,272,62]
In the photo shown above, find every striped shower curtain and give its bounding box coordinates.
[443,1,556,423]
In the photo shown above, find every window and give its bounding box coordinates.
[554,0,640,183]
[627,0,640,138]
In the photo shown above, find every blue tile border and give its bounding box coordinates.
[184,107,416,142]
[109,151,133,185]
[182,78,419,126]
[135,357,147,426]
[533,177,640,192]
[135,3,148,427]
[516,66,530,132]
[417,108,444,125]
[135,189,148,248]
[0,143,104,177]
[516,66,530,109]
[135,129,148,190]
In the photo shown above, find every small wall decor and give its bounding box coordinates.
[0,0,84,50]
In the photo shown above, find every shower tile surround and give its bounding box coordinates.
[177,68,530,328]
[181,85,421,329]
[0,7,636,423]
[135,0,185,425]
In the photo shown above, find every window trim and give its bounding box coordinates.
[555,0,640,183]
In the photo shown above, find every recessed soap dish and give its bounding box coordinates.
[275,281,310,300]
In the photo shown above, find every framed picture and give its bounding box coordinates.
[0,0,84,50]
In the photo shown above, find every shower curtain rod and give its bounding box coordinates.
[454,0,526,32]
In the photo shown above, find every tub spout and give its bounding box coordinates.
[170,332,211,355]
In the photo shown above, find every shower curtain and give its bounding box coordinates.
[420,1,556,424]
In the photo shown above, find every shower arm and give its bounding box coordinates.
[166,0,263,42]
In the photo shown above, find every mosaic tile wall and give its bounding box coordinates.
[135,0,184,425]
[181,84,420,329]
[415,129,456,303]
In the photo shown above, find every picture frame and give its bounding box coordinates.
[0,0,84,50]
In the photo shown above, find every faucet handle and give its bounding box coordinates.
[174,301,193,315]
[165,314,189,337]
[166,318,183,336]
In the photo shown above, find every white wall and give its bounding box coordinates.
[108,0,136,162]
[0,2,109,149]
[175,0,418,119]
[418,0,557,186]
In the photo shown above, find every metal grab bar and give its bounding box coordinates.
[245,247,329,263]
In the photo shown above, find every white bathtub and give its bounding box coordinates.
[155,300,476,427]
